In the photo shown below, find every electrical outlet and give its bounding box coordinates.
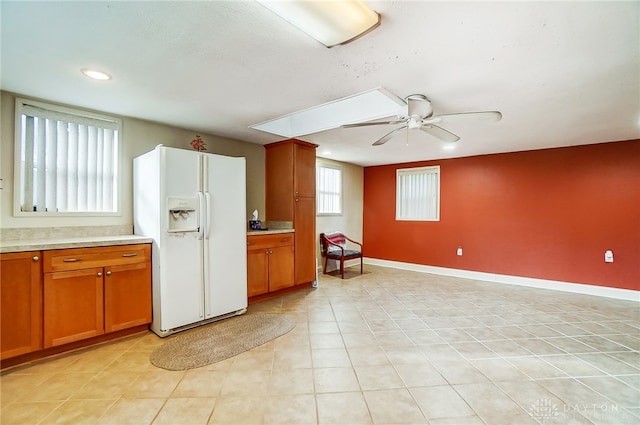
[457,247,463,256]
[605,250,613,263]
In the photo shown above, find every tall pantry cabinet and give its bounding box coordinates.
[265,139,318,286]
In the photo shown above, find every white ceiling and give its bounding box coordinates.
[2,1,638,166]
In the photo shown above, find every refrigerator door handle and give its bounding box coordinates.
[205,192,212,240]
[197,192,205,240]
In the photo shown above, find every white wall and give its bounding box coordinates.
[315,157,364,272]
[0,91,265,232]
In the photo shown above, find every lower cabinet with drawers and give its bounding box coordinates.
[246,233,295,299]
[43,244,152,348]
[0,243,152,366]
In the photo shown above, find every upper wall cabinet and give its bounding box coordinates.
[293,143,316,198]
[265,139,317,221]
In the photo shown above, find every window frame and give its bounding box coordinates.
[316,163,343,216]
[13,97,123,217]
[396,165,440,222]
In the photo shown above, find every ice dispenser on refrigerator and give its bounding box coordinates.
[167,197,198,232]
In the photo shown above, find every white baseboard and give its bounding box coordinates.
[364,258,639,303]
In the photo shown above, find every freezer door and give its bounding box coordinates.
[157,147,205,331]
[203,153,248,318]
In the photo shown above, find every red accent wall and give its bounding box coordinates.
[363,140,640,291]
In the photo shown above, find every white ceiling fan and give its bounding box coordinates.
[341,94,502,146]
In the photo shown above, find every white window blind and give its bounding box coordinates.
[16,99,120,214]
[316,165,342,214]
[396,166,440,221]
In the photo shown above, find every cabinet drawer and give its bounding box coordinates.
[44,244,150,273]
[247,233,294,251]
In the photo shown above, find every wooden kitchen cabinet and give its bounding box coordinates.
[294,196,317,284]
[268,245,296,291]
[293,143,316,198]
[247,248,269,297]
[105,262,152,332]
[247,233,294,297]
[265,139,317,286]
[43,244,151,348]
[44,267,104,348]
[0,251,43,360]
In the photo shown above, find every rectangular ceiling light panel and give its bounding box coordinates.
[257,0,380,47]
[250,88,405,138]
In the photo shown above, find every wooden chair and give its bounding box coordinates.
[320,232,363,279]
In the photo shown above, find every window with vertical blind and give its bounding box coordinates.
[396,166,440,221]
[316,164,342,215]
[14,98,121,215]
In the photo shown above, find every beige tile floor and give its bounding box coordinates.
[2,265,639,425]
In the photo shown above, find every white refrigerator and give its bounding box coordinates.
[133,145,247,337]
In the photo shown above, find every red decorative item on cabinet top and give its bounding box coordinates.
[190,134,207,151]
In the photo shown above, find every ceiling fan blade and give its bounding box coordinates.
[433,111,502,123]
[373,125,408,146]
[342,119,405,128]
[406,94,432,118]
[420,125,460,142]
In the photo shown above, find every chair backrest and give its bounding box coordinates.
[320,232,346,256]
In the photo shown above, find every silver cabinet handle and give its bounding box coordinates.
[32,256,39,262]
[97,272,103,277]
[121,253,138,257]
[63,258,82,262]
[106,271,112,276]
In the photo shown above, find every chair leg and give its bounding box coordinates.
[360,257,363,274]
[341,258,345,279]
[323,256,328,274]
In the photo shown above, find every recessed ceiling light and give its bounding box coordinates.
[322,150,332,156]
[443,144,456,150]
[81,68,111,80]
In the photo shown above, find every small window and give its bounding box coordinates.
[316,164,342,215]
[14,98,121,215]
[396,166,440,221]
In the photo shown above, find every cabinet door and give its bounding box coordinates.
[294,196,317,284]
[1,252,42,360]
[268,245,295,292]
[247,249,269,297]
[294,143,317,198]
[104,262,152,333]
[265,142,295,221]
[44,268,104,348]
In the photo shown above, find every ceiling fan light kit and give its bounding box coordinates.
[342,93,502,146]
[257,0,380,47]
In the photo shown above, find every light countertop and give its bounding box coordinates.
[247,228,294,236]
[2,229,296,252]
[1,235,153,253]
